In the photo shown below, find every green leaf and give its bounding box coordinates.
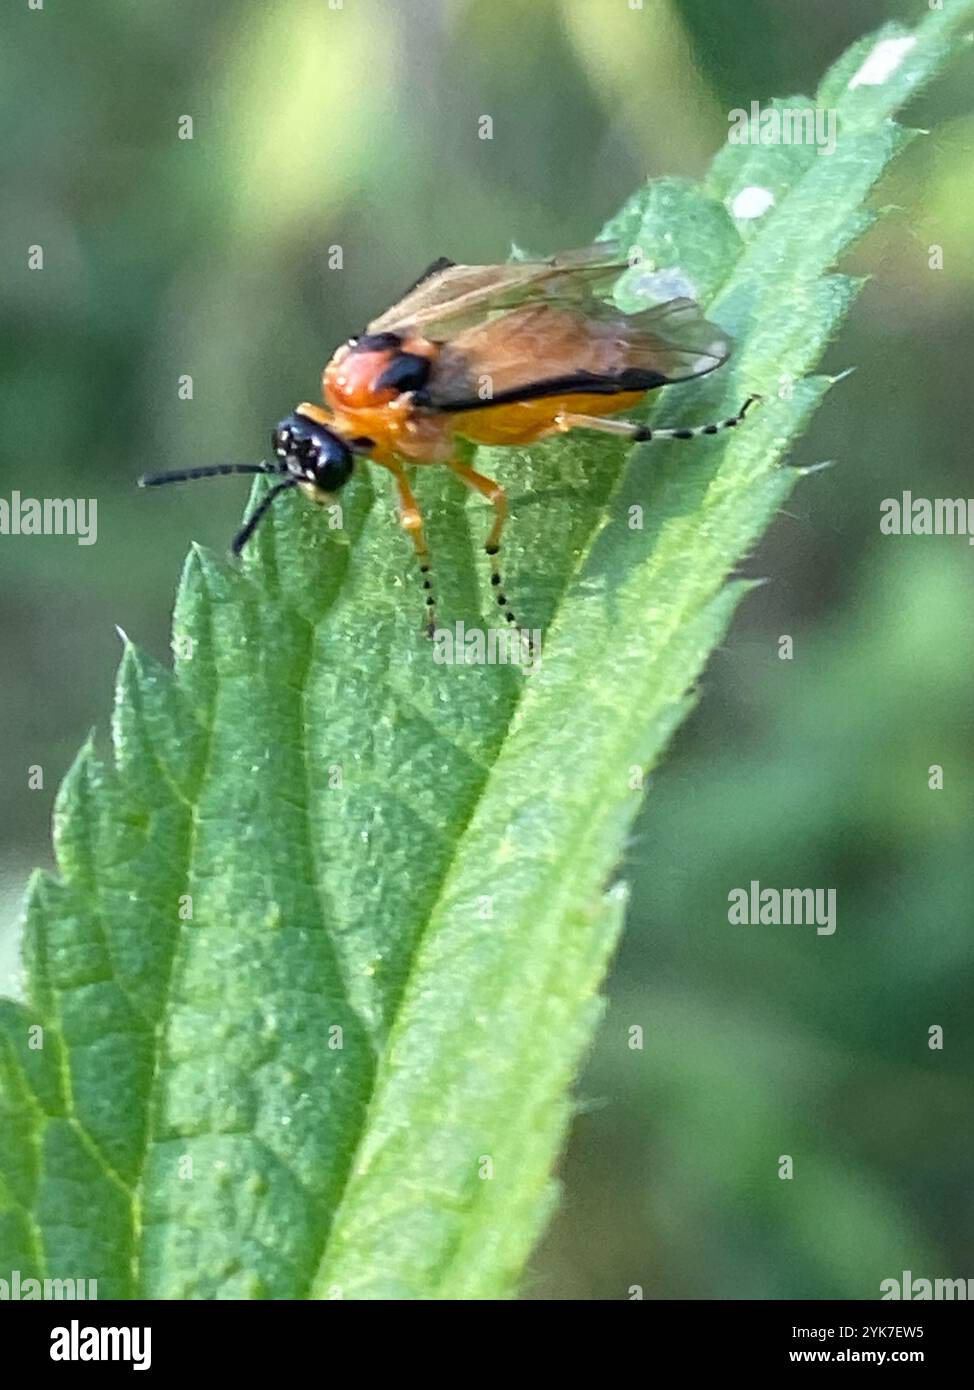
[2,3,970,1300]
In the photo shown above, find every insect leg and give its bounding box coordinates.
[554,393,762,444]
[445,459,530,642]
[380,462,439,636]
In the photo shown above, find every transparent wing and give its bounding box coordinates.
[367,241,630,338]
[422,298,732,411]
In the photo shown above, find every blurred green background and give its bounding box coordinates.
[2,0,972,1299]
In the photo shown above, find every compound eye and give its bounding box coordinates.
[314,436,355,492]
[272,414,353,488]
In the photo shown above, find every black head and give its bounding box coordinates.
[272,411,356,494]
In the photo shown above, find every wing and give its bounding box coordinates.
[394,255,456,301]
[419,298,732,412]
[367,242,630,338]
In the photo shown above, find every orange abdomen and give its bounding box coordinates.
[447,390,646,447]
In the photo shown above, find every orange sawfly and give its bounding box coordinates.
[139,241,758,634]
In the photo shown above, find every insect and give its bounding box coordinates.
[139,241,757,635]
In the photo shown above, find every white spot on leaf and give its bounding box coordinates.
[849,35,916,89]
[732,185,776,220]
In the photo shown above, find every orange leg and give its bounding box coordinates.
[445,458,526,635]
[375,458,438,636]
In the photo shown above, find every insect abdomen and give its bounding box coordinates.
[449,390,646,446]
